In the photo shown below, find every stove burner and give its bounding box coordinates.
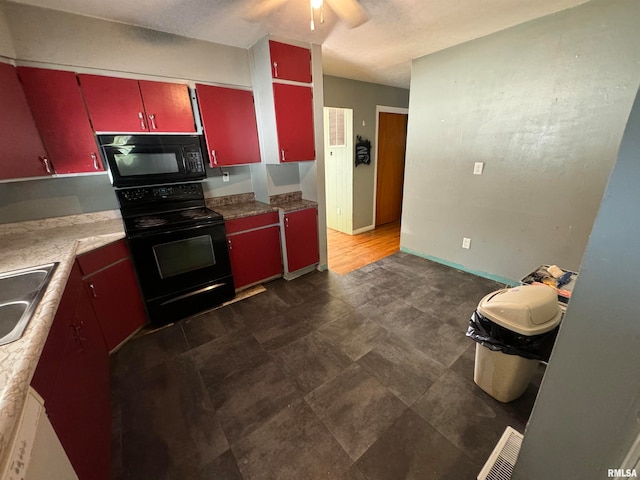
[136,217,169,228]
[180,210,210,219]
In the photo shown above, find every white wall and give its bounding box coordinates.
[0,6,15,59]
[401,0,640,283]
[3,3,251,87]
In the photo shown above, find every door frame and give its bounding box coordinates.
[371,105,409,229]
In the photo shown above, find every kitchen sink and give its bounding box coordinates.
[0,263,58,346]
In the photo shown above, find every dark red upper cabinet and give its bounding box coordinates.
[269,41,312,83]
[0,62,49,179]
[79,74,195,133]
[138,80,195,133]
[196,84,261,166]
[18,67,103,174]
[273,83,315,162]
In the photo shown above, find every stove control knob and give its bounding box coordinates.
[122,189,143,201]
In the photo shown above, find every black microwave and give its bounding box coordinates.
[98,134,207,188]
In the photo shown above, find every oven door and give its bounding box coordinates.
[127,223,232,304]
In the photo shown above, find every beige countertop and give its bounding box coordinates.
[0,211,125,464]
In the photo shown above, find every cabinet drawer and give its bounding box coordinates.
[226,212,279,234]
[77,239,129,276]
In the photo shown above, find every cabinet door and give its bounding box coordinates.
[78,74,148,132]
[269,41,312,83]
[0,62,49,179]
[273,84,315,162]
[84,258,147,351]
[138,80,195,133]
[228,225,282,289]
[31,263,84,403]
[196,84,261,166]
[284,208,319,272]
[18,67,103,174]
[47,288,110,480]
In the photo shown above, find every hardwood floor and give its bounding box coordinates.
[327,221,401,275]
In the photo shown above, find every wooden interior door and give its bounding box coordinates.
[375,112,408,226]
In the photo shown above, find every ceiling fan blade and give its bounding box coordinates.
[324,0,368,28]
[242,0,290,22]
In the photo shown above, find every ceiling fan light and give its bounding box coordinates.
[311,0,323,10]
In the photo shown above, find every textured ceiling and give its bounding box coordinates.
[8,0,589,88]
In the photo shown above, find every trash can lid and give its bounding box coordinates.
[477,284,562,336]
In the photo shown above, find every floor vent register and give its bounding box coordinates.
[478,426,524,480]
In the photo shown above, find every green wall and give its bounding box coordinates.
[323,75,409,231]
[513,86,640,480]
[401,0,640,282]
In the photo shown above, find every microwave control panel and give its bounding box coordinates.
[185,150,204,173]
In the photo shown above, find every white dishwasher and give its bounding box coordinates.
[1,387,77,480]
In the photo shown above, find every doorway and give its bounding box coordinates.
[324,105,408,275]
[375,109,408,226]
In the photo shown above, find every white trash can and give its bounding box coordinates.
[472,285,562,402]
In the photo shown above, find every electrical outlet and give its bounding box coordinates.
[462,237,471,249]
[337,207,341,215]
[473,162,484,175]
[222,171,230,182]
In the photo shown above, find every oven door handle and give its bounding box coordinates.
[127,222,225,239]
[158,282,228,306]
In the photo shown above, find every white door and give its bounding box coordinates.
[323,107,353,234]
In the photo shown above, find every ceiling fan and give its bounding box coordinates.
[244,0,368,30]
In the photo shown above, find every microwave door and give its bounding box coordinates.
[105,146,183,187]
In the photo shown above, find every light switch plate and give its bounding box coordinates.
[462,237,471,249]
[222,171,230,182]
[473,162,484,175]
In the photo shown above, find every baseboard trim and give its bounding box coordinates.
[400,247,518,286]
[284,264,317,281]
[352,225,375,235]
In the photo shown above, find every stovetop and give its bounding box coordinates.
[116,183,224,236]
[123,207,223,236]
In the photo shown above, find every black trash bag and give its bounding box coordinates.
[466,310,559,362]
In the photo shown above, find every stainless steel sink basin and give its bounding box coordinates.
[0,263,58,346]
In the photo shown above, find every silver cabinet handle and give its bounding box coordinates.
[89,283,97,298]
[281,149,286,162]
[211,149,218,166]
[138,111,147,130]
[227,238,232,250]
[91,152,100,170]
[40,156,52,174]
[273,61,278,78]
[285,216,289,228]
[148,113,157,130]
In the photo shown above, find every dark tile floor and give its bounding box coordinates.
[111,252,544,480]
